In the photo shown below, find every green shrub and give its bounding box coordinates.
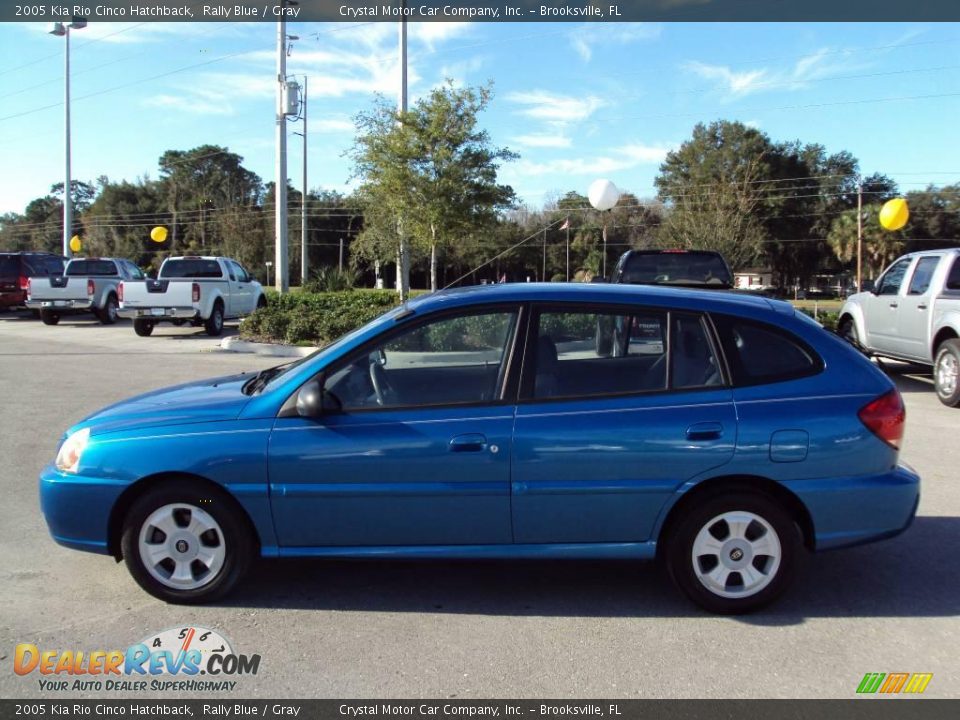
[240,289,401,345]
[797,307,839,332]
[303,267,358,293]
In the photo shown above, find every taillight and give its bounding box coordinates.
[87,278,95,296]
[18,275,28,290]
[858,389,905,449]
[118,282,124,302]
[192,282,200,303]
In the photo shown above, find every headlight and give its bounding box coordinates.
[55,428,90,473]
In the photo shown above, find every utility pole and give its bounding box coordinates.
[274,13,289,293]
[339,237,344,272]
[300,76,308,285]
[395,4,409,301]
[565,220,570,281]
[542,228,546,281]
[856,180,863,292]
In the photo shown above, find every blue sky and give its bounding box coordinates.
[0,20,958,216]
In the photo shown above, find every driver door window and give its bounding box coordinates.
[876,258,912,296]
[325,310,518,411]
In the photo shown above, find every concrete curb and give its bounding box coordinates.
[220,336,318,358]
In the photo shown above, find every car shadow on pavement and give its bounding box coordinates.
[220,516,958,622]
[886,363,936,395]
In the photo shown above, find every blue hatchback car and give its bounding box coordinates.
[40,283,919,613]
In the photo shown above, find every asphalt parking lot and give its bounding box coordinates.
[1,310,958,699]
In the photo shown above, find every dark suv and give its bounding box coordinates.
[611,250,734,289]
[0,252,67,310]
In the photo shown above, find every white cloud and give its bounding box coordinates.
[512,143,672,177]
[310,118,355,134]
[506,90,605,123]
[142,94,233,116]
[569,23,662,63]
[684,61,769,97]
[512,134,572,149]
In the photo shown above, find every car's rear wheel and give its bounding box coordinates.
[665,491,801,614]
[120,481,253,604]
[99,294,119,325]
[133,319,154,337]
[933,339,960,407]
[205,301,224,336]
[40,310,60,325]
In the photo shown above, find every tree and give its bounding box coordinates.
[352,82,517,294]
[656,122,771,270]
[827,205,905,280]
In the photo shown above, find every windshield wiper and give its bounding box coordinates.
[242,364,289,395]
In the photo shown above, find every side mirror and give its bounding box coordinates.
[296,380,322,417]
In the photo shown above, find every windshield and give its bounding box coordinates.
[66,260,117,276]
[161,259,223,279]
[621,252,733,287]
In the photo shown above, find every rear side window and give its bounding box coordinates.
[66,260,117,276]
[946,256,960,291]
[712,315,823,386]
[907,256,940,295]
[160,259,223,279]
[0,256,20,277]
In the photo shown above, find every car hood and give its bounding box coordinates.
[71,373,255,437]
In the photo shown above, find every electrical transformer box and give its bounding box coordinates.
[282,81,300,116]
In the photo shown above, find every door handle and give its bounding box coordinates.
[918,303,928,310]
[889,302,899,308]
[686,422,723,441]
[449,433,488,452]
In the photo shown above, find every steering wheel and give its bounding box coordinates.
[368,351,396,406]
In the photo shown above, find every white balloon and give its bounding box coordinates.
[588,179,620,211]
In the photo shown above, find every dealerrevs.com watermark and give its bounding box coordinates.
[13,627,260,694]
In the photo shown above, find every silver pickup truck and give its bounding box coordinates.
[26,257,145,325]
[839,248,960,406]
[118,256,265,337]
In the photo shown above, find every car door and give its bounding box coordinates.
[268,306,522,548]
[862,256,914,353]
[510,305,737,544]
[229,261,254,315]
[894,255,942,360]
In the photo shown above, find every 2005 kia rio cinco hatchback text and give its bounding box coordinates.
[40,283,919,613]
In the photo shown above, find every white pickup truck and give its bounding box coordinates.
[118,256,266,337]
[25,257,144,325]
[839,248,960,406]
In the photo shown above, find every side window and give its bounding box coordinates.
[907,256,940,295]
[671,313,723,389]
[876,258,912,296]
[946,256,960,291]
[236,263,250,283]
[128,263,145,280]
[324,310,517,411]
[712,315,823,386]
[532,310,668,399]
[226,262,237,281]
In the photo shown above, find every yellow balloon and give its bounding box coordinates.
[69,235,81,253]
[150,226,168,243]
[879,198,909,231]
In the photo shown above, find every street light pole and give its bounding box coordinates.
[300,76,308,286]
[856,180,863,292]
[49,19,85,258]
[274,15,289,293]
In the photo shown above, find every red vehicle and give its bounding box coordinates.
[0,252,66,310]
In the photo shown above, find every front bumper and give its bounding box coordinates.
[784,463,921,551]
[39,463,127,555]
[118,307,198,320]
[26,298,94,311]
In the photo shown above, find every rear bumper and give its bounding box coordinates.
[118,307,198,320]
[0,290,26,307]
[39,463,126,556]
[26,298,94,311]
[784,463,921,551]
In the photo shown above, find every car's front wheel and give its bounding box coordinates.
[665,491,801,614]
[120,481,253,604]
[933,338,960,407]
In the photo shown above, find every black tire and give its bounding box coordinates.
[256,294,267,310]
[31,309,41,319]
[40,310,60,326]
[133,319,154,337]
[171,319,186,327]
[99,294,119,325]
[933,338,960,407]
[838,316,865,352]
[120,480,254,604]
[664,490,802,614]
[205,301,224,337]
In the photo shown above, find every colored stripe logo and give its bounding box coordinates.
[857,673,933,694]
